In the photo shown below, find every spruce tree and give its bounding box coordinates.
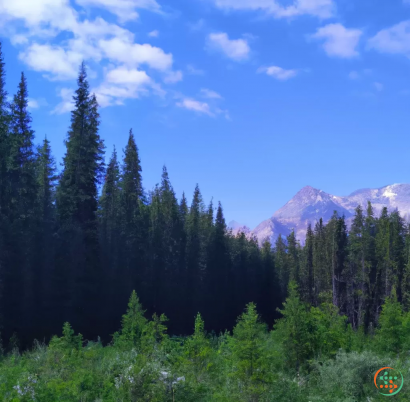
[119,129,146,299]
[6,72,37,344]
[55,63,105,336]
[34,137,58,337]
[99,146,121,329]
[349,205,366,329]
[0,42,9,337]
[185,185,206,328]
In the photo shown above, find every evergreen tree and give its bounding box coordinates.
[148,167,181,323]
[300,224,314,305]
[275,234,288,298]
[206,202,231,331]
[0,42,9,337]
[229,303,268,399]
[55,63,105,337]
[349,205,366,329]
[119,129,146,300]
[5,72,37,344]
[313,218,329,302]
[34,137,58,338]
[274,282,313,373]
[99,146,121,330]
[185,185,206,328]
[287,230,300,285]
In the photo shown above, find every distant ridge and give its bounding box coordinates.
[229,184,410,245]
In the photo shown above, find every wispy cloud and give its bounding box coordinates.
[186,65,205,75]
[257,65,298,80]
[207,32,250,61]
[368,20,410,57]
[75,0,162,22]
[311,23,362,58]
[176,98,214,116]
[148,30,159,37]
[209,0,336,19]
[1,0,182,113]
[200,88,222,99]
[348,71,359,80]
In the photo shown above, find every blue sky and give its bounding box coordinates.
[1,0,410,228]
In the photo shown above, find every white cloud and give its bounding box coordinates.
[368,20,410,57]
[210,0,335,19]
[27,98,39,109]
[52,88,74,114]
[311,23,362,58]
[106,67,151,85]
[27,97,48,109]
[163,70,183,84]
[0,0,187,114]
[177,98,213,116]
[19,44,83,80]
[257,65,298,80]
[186,64,205,75]
[75,0,161,22]
[93,66,157,107]
[374,82,384,91]
[100,38,173,71]
[207,32,250,61]
[148,30,159,37]
[348,71,359,80]
[200,88,222,99]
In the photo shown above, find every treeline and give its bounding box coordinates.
[277,206,410,332]
[1,41,410,349]
[0,45,281,347]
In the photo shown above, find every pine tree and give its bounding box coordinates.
[0,42,9,337]
[313,218,329,302]
[349,205,366,329]
[229,303,268,398]
[274,282,313,373]
[185,185,206,328]
[115,290,147,348]
[301,224,314,305]
[148,167,181,321]
[6,72,38,344]
[55,63,105,336]
[287,230,300,285]
[34,137,58,338]
[206,202,231,331]
[275,234,288,298]
[375,207,391,316]
[99,146,121,329]
[119,129,146,299]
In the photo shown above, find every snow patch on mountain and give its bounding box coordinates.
[232,184,410,246]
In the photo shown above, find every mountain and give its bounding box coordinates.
[232,184,410,245]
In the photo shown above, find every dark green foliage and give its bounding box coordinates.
[55,62,105,337]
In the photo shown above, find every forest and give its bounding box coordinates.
[1,41,410,400]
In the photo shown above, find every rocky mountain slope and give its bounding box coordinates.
[228,184,410,245]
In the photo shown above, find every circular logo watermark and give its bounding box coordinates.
[374,367,404,396]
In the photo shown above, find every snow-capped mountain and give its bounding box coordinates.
[228,184,410,245]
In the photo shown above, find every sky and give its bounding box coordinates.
[1,0,410,229]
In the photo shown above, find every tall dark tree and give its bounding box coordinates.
[34,137,58,337]
[5,72,38,344]
[120,129,146,300]
[185,185,206,328]
[148,167,181,324]
[99,146,121,329]
[55,63,105,337]
[0,42,9,336]
[301,224,314,305]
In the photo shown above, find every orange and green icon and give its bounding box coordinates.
[374,367,404,396]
